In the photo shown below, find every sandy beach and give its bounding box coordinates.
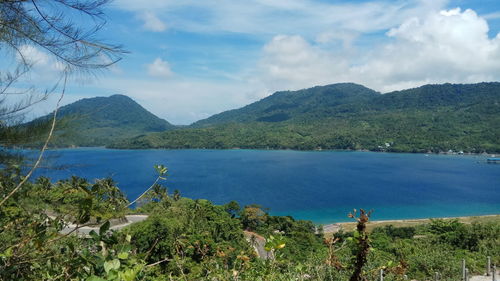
[322,214,500,234]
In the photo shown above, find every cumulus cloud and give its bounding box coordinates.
[17,45,50,66]
[147,58,173,79]
[256,8,500,93]
[14,45,69,82]
[355,8,500,91]
[258,35,345,92]
[138,12,167,32]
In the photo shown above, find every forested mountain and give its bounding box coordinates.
[112,82,500,153]
[192,82,499,127]
[29,94,175,147]
[192,83,379,127]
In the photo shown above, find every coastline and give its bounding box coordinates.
[111,146,499,156]
[23,145,499,157]
[322,214,500,234]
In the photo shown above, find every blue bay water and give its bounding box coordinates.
[33,149,499,224]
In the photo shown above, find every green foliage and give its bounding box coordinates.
[240,206,326,263]
[1,164,499,280]
[0,117,58,165]
[27,95,175,147]
[112,82,500,153]
[124,198,255,279]
[224,200,241,218]
[192,83,379,127]
[240,204,268,231]
[0,165,134,280]
[428,218,464,234]
[81,226,145,281]
[372,225,416,240]
[33,176,129,222]
[426,219,500,252]
[365,220,500,281]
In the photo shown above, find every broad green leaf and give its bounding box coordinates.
[89,230,99,240]
[99,221,110,236]
[104,259,120,273]
[118,252,129,260]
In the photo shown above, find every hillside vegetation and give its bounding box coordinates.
[0,166,498,280]
[112,83,500,153]
[29,95,175,147]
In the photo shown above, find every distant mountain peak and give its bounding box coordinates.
[29,94,175,147]
[322,82,373,88]
[108,94,133,99]
[191,83,380,127]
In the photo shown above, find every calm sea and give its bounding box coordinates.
[33,148,500,224]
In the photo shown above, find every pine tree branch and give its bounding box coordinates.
[0,72,67,207]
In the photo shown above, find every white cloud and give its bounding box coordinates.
[315,30,358,49]
[147,58,173,79]
[17,45,50,66]
[483,11,500,20]
[258,35,345,92]
[138,12,167,32]
[255,8,500,93]
[14,45,68,82]
[113,0,449,37]
[357,7,500,91]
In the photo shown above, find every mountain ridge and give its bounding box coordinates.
[192,82,500,127]
[29,94,175,147]
[112,82,500,153]
[191,83,380,127]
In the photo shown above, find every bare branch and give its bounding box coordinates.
[1,0,127,72]
[0,71,66,207]
[146,258,172,267]
[127,176,162,207]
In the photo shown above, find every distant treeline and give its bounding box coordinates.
[111,83,500,153]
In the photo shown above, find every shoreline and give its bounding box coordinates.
[322,214,500,233]
[20,146,499,157]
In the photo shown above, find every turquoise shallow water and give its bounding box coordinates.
[33,149,500,224]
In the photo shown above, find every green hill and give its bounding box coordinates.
[30,94,175,147]
[111,82,500,153]
[192,83,379,127]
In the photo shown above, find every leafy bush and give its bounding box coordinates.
[1,166,499,280]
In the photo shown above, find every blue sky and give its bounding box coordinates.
[10,0,500,124]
